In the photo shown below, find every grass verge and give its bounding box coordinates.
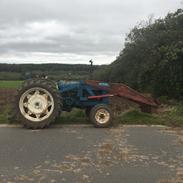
[55,109,90,124]
[0,109,9,124]
[116,104,183,126]
[0,80,23,89]
[0,104,182,127]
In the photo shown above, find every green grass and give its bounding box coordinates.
[117,104,183,126]
[0,80,23,89]
[1,105,183,126]
[0,108,89,125]
[157,104,183,126]
[117,110,161,125]
[55,108,90,124]
[0,109,9,124]
[0,113,8,124]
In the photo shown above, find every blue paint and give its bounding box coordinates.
[57,80,109,111]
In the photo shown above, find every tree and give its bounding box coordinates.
[94,9,183,99]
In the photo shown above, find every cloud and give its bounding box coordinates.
[0,0,181,64]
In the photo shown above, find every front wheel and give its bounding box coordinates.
[89,104,112,128]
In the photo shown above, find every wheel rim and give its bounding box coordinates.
[95,109,110,124]
[19,87,54,122]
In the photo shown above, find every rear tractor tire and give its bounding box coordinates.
[15,79,62,129]
[85,107,92,117]
[89,104,112,128]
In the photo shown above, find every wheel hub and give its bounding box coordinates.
[95,109,110,124]
[28,95,48,114]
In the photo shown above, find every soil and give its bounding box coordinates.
[0,89,17,111]
[109,96,138,116]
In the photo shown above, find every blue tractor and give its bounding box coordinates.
[15,79,159,129]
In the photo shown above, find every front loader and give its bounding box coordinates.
[15,79,160,129]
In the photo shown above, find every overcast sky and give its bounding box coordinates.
[0,0,181,65]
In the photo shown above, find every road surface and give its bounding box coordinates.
[0,125,183,183]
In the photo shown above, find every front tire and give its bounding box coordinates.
[89,104,112,128]
[15,79,62,129]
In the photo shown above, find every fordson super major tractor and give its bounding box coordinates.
[15,79,159,129]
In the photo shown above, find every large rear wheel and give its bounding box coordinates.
[85,107,92,117]
[15,79,62,129]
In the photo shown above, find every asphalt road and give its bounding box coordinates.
[0,125,183,183]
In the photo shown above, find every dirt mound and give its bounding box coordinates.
[110,96,138,116]
[0,89,17,111]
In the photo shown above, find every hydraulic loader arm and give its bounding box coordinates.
[85,80,160,113]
